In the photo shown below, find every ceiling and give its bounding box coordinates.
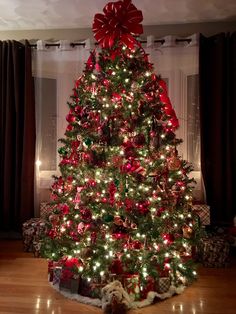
[0,0,235,31]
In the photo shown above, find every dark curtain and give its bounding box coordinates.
[199,32,236,225]
[0,40,35,232]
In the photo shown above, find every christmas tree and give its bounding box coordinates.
[42,0,201,303]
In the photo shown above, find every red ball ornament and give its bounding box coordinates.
[87,179,96,187]
[66,113,76,123]
[74,105,83,115]
[133,133,146,147]
[132,240,142,250]
[48,229,57,239]
[156,207,166,217]
[61,204,70,215]
[103,79,110,86]
[66,124,73,132]
[80,208,92,222]
[162,233,174,244]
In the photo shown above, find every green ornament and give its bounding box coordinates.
[58,147,67,156]
[103,214,114,223]
[114,179,120,187]
[84,138,92,147]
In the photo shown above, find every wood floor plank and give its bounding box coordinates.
[0,239,236,314]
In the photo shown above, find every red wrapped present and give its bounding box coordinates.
[140,276,155,299]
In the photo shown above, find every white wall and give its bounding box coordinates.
[0,21,235,41]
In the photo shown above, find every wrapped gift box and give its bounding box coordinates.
[192,204,210,225]
[198,236,230,267]
[140,276,155,299]
[157,277,171,293]
[59,277,80,294]
[53,266,62,285]
[123,274,140,301]
[22,218,46,253]
[33,240,42,257]
[22,202,50,256]
[48,260,61,282]
[40,202,53,219]
[79,277,105,298]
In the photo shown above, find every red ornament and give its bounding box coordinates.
[109,181,117,205]
[112,93,122,102]
[61,204,70,215]
[66,124,73,132]
[112,232,128,240]
[93,0,143,48]
[131,240,142,250]
[124,198,134,212]
[74,105,83,115]
[87,179,97,187]
[66,113,76,123]
[162,233,174,244]
[110,258,123,274]
[80,208,92,222]
[141,276,155,299]
[133,133,146,147]
[48,229,57,239]
[156,207,166,217]
[136,200,150,214]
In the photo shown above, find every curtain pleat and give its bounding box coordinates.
[0,40,35,232]
[199,32,236,225]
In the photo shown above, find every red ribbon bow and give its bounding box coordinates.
[93,0,143,48]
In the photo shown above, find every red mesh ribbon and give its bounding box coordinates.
[93,0,143,48]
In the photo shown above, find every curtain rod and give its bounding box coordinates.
[29,38,192,48]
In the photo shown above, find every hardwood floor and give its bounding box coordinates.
[0,240,236,314]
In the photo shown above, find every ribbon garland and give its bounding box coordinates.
[93,0,143,49]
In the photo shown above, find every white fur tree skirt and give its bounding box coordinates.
[50,281,186,310]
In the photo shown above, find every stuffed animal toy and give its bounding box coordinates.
[101,280,132,314]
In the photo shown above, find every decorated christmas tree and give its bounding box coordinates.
[42,0,201,307]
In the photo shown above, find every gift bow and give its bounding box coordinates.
[93,0,143,48]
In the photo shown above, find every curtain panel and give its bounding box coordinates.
[0,40,35,232]
[199,32,236,225]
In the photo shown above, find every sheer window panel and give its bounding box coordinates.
[148,44,203,200]
[32,45,90,214]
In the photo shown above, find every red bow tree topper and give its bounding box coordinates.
[93,0,143,48]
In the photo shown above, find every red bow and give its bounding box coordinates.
[93,0,143,48]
